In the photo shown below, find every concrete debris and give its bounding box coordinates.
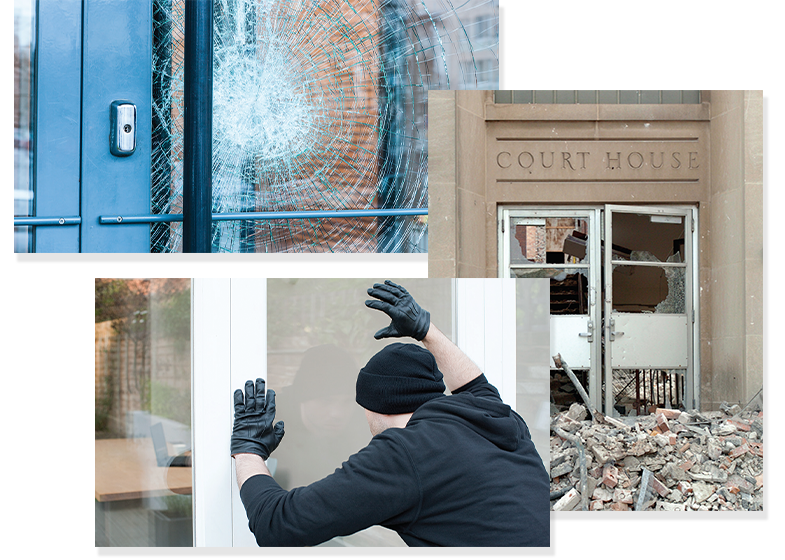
[549,403,764,511]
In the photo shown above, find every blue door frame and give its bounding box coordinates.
[28,0,151,252]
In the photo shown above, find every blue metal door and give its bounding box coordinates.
[79,0,152,252]
[19,0,151,252]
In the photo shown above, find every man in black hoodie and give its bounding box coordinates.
[231,281,549,547]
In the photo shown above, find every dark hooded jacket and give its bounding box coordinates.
[239,374,549,547]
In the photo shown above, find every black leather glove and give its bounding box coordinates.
[231,378,284,459]
[365,280,431,341]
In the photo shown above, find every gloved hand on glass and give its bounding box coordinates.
[231,378,284,460]
[365,280,431,341]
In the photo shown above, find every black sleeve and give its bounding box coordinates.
[239,432,421,546]
[451,373,502,400]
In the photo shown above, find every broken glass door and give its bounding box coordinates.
[500,208,602,409]
[603,205,697,415]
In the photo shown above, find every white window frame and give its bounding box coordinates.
[191,278,517,546]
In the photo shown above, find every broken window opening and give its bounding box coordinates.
[611,260,686,314]
[610,212,685,263]
[510,217,590,265]
[150,0,499,253]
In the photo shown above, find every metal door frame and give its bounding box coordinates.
[499,204,700,414]
[498,206,602,408]
[602,204,700,415]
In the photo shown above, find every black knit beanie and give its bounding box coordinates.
[356,343,446,414]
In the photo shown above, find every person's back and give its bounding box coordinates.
[379,375,548,546]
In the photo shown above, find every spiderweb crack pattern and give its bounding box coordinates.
[151,0,498,253]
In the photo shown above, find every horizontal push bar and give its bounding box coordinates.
[14,216,81,227]
[99,208,428,224]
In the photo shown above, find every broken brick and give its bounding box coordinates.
[727,475,755,494]
[679,442,691,454]
[613,488,633,504]
[655,408,682,420]
[602,464,619,488]
[677,481,693,495]
[610,502,629,511]
[728,442,750,459]
[655,412,670,433]
[552,488,580,511]
[650,475,670,498]
[728,419,751,432]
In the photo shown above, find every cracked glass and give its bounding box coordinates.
[150,0,499,253]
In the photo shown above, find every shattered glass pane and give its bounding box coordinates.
[151,0,499,252]
[612,264,686,314]
[510,218,589,265]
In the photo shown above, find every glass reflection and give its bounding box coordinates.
[95,279,192,547]
[514,279,550,464]
[267,278,452,546]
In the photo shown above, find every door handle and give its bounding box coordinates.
[578,321,594,342]
[609,319,624,341]
[110,100,136,156]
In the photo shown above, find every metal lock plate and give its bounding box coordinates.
[110,100,136,156]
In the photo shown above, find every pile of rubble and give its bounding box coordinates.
[549,399,764,511]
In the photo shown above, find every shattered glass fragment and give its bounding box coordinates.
[151,0,499,252]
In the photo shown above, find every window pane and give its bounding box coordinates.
[14,0,34,252]
[661,90,682,104]
[95,279,192,546]
[639,90,660,104]
[494,90,701,105]
[681,90,701,104]
[619,90,639,104]
[533,90,554,103]
[494,90,512,104]
[510,218,590,265]
[576,90,597,104]
[598,90,618,104]
[512,90,533,103]
[266,278,452,546]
